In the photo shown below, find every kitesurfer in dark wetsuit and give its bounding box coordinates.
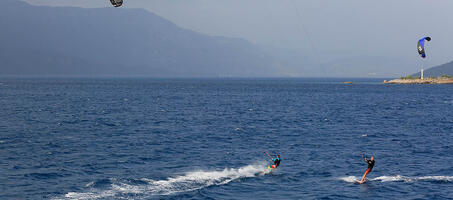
[359,154,374,184]
[271,154,281,169]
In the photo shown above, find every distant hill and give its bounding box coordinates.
[412,60,453,78]
[0,0,280,77]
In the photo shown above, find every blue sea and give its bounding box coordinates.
[1,78,453,200]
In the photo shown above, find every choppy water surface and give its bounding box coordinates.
[1,78,453,199]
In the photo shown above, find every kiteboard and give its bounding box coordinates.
[355,179,366,184]
[260,165,277,175]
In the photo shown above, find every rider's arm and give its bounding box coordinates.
[362,154,368,162]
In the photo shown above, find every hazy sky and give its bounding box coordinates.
[25,0,453,76]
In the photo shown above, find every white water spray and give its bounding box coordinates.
[339,175,453,183]
[55,163,268,200]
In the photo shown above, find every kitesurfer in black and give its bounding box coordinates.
[359,154,374,184]
[271,154,281,169]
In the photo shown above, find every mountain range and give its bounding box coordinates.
[2,0,453,78]
[412,61,453,78]
[0,0,280,77]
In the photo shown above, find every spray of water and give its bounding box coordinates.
[339,175,453,183]
[55,163,268,200]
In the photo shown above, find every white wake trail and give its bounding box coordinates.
[55,163,267,200]
[145,164,265,194]
[339,175,453,183]
[372,175,453,182]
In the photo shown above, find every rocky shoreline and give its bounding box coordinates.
[383,78,453,84]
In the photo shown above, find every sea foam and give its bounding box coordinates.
[339,175,453,183]
[54,163,267,199]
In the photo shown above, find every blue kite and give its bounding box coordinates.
[417,36,431,59]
